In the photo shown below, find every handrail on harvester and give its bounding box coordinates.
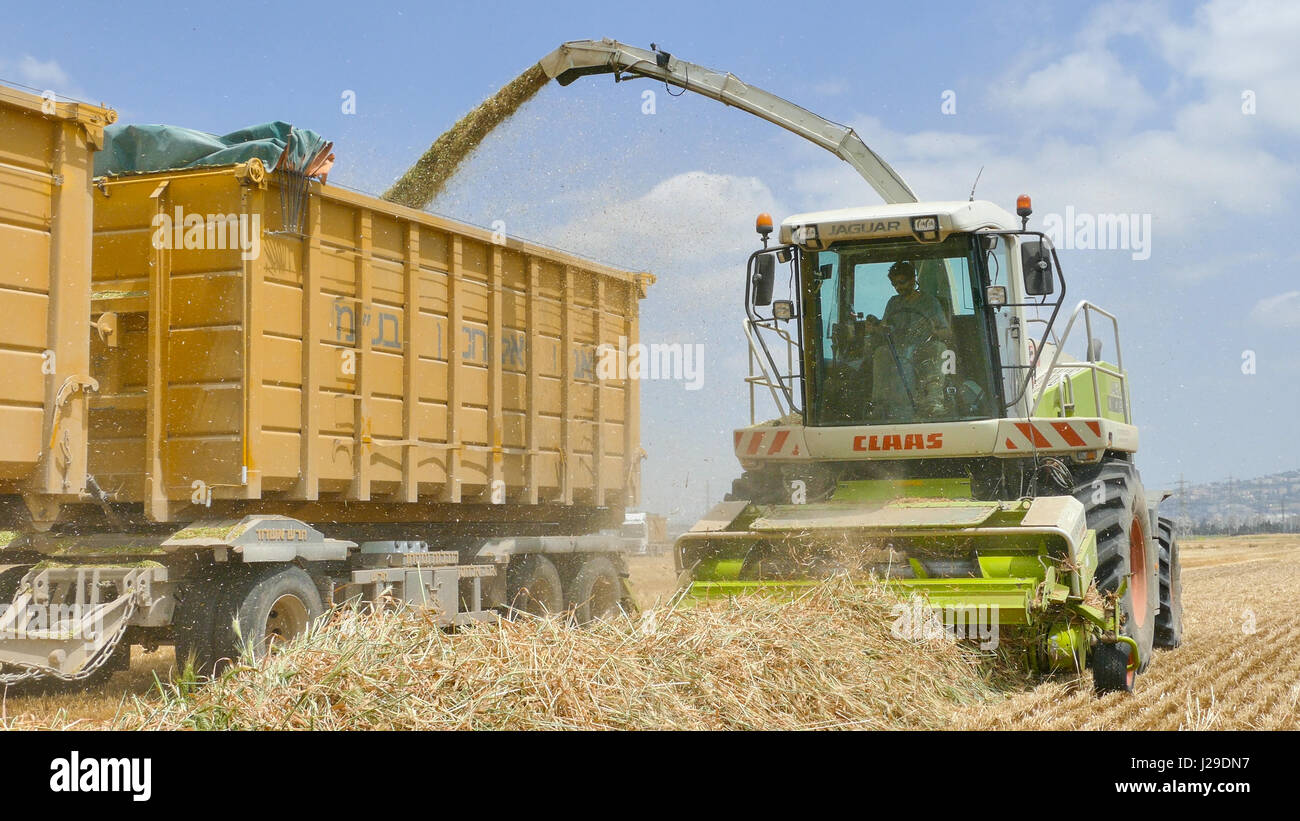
[1031,300,1130,424]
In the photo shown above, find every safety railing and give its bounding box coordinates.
[744,318,801,425]
[1031,300,1130,424]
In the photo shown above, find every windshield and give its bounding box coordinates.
[802,234,1001,426]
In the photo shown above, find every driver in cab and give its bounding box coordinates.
[862,261,952,417]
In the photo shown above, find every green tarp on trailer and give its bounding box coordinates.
[95,121,331,177]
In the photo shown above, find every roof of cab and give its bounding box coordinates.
[778,200,1017,244]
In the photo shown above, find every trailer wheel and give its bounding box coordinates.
[173,568,233,676]
[1074,459,1157,689]
[1154,516,1183,649]
[567,556,623,624]
[1092,641,1135,694]
[507,554,564,617]
[209,565,324,671]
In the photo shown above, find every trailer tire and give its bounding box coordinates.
[1154,516,1183,649]
[208,565,324,672]
[174,566,256,677]
[507,554,564,618]
[1074,459,1157,689]
[567,556,623,624]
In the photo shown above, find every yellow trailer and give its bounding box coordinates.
[0,91,654,685]
[0,85,114,528]
[87,160,649,532]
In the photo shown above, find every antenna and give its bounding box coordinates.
[968,166,985,202]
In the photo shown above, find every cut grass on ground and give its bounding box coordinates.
[7,580,1009,730]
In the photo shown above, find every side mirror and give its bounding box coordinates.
[1021,240,1055,296]
[752,254,776,306]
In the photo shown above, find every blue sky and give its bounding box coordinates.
[6,0,1298,521]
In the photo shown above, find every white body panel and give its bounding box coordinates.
[734,417,1137,467]
[778,200,1017,246]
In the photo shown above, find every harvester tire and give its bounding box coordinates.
[507,554,564,617]
[208,565,324,673]
[1154,516,1184,649]
[566,556,623,624]
[1092,642,1134,695]
[1073,459,1157,692]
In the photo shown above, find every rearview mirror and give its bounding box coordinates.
[752,254,776,306]
[1021,240,1055,296]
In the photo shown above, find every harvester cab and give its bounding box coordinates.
[744,198,1075,434]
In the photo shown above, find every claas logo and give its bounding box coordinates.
[853,433,943,452]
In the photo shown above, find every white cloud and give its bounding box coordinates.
[1008,50,1156,123]
[547,170,785,295]
[0,56,88,102]
[779,1,1298,246]
[1250,291,1300,329]
[1159,0,1300,133]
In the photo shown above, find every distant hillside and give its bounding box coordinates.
[1168,469,1300,535]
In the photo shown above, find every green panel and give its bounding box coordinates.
[693,557,745,582]
[1034,362,1127,423]
[685,576,1039,624]
[977,555,1045,578]
[832,477,974,502]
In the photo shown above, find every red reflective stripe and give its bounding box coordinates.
[1085,420,1101,437]
[1004,438,1018,450]
[768,430,790,455]
[734,431,743,449]
[1051,421,1087,447]
[1015,422,1052,448]
[747,432,765,455]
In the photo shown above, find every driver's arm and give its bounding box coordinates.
[925,295,953,342]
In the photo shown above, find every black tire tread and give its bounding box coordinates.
[1072,458,1157,684]
[566,556,623,625]
[506,553,565,617]
[1154,516,1184,648]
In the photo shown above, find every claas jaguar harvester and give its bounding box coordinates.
[538,39,1182,693]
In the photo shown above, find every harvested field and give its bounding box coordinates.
[953,534,1300,730]
[3,536,1296,730]
[4,580,1003,731]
